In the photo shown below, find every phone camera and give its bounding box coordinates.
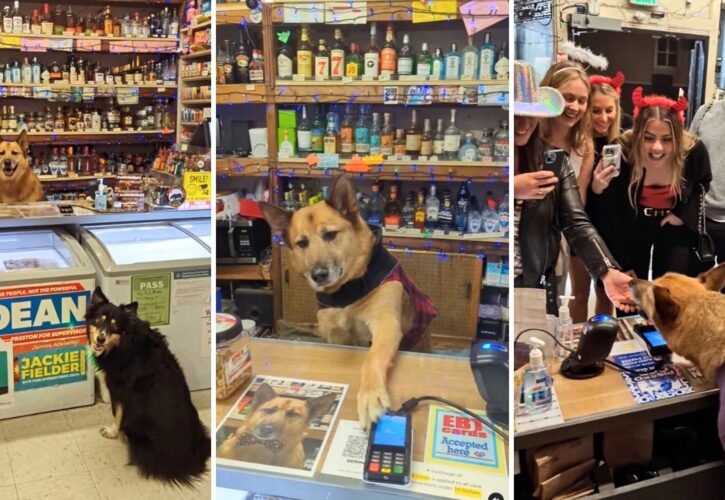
[545,152,556,164]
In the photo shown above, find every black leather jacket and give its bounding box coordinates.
[516,146,619,296]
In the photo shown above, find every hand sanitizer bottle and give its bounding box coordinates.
[523,337,553,412]
[556,295,575,358]
[95,179,107,211]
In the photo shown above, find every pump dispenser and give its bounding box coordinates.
[522,337,552,411]
[556,295,575,358]
[95,178,107,211]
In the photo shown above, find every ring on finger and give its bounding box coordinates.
[538,187,543,196]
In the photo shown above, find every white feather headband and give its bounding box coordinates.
[560,41,609,70]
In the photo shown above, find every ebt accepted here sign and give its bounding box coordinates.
[0,283,91,391]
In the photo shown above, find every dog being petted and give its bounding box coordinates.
[0,130,42,203]
[87,287,211,486]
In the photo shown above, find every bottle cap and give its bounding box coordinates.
[529,337,545,369]
[558,295,575,322]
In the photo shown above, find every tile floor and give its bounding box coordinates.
[0,390,212,500]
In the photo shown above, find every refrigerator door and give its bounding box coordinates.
[81,223,209,274]
[173,219,211,250]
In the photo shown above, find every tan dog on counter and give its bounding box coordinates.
[0,131,43,203]
[260,175,437,429]
[217,383,336,469]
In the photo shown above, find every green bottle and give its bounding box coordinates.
[416,42,432,78]
[311,108,325,153]
[345,42,363,79]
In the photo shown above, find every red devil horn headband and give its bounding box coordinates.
[632,86,688,124]
[589,71,625,96]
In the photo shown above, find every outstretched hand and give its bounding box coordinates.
[600,268,637,313]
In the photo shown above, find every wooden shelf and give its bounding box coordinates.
[39,174,116,183]
[216,4,256,25]
[1,130,175,144]
[382,228,507,243]
[217,264,271,281]
[181,50,212,61]
[180,121,202,127]
[1,83,177,98]
[217,157,270,176]
[181,75,212,83]
[381,236,508,256]
[0,33,180,43]
[216,83,269,104]
[180,99,211,105]
[180,20,212,34]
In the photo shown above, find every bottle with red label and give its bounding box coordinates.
[380,24,396,77]
[330,28,345,80]
[314,38,329,80]
[384,184,402,229]
[249,49,264,83]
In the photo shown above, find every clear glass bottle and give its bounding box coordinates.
[445,43,461,81]
[297,105,312,155]
[493,120,509,161]
[458,132,480,162]
[364,23,379,79]
[369,112,382,155]
[402,192,415,228]
[444,109,461,160]
[277,32,293,80]
[431,48,445,80]
[354,108,370,155]
[405,109,421,156]
[461,36,479,80]
[381,112,394,156]
[467,196,482,233]
[478,128,495,161]
[433,118,445,156]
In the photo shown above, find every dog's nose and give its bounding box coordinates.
[311,265,330,284]
[96,334,106,344]
[257,425,280,439]
[2,159,11,167]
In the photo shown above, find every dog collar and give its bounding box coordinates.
[236,432,286,452]
[316,226,398,309]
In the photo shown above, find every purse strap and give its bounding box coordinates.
[698,183,707,235]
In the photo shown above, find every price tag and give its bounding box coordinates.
[342,76,354,83]
[317,154,340,169]
[157,87,166,93]
[58,205,74,215]
[402,155,412,161]
[361,74,375,81]
[292,74,306,81]
[378,73,392,82]
[246,84,256,90]
[383,86,398,105]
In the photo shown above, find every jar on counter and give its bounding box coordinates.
[216,313,253,400]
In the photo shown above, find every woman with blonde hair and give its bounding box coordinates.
[587,88,712,287]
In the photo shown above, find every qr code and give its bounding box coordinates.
[342,434,368,460]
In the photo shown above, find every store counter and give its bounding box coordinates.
[217,338,504,500]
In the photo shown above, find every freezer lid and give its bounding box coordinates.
[173,219,211,249]
[0,228,95,282]
[81,223,209,268]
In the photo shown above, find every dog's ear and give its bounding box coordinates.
[122,302,138,315]
[91,287,108,306]
[251,382,278,408]
[306,392,337,419]
[652,285,680,327]
[698,262,725,292]
[16,130,28,153]
[259,202,292,246]
[327,175,361,227]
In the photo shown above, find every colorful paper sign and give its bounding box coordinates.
[317,153,340,169]
[460,1,508,36]
[183,171,212,201]
[131,273,171,326]
[324,2,368,24]
[412,0,458,23]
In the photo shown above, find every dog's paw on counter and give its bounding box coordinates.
[357,383,392,430]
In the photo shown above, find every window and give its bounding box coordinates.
[655,37,678,68]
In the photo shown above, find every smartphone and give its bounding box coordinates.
[542,149,567,180]
[363,411,412,486]
[602,144,622,177]
[633,323,671,357]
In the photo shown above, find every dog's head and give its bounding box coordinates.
[260,176,374,293]
[630,263,725,329]
[245,383,337,441]
[0,131,29,179]
[86,287,138,357]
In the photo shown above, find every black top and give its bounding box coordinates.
[587,139,712,271]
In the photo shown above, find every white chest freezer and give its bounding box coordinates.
[0,228,96,419]
[80,222,211,391]
[173,219,212,250]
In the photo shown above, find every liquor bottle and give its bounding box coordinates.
[495,42,509,80]
[363,183,381,226]
[402,192,415,228]
[479,33,496,80]
[380,112,394,156]
[380,24,396,77]
[340,104,354,156]
[40,3,52,35]
[65,6,76,35]
[22,12,29,34]
[354,108,370,155]
[453,131,477,163]
[425,184,440,230]
[467,196,482,233]
[405,109,421,156]
[277,32,293,80]
[297,105,312,154]
[345,42,363,79]
[220,39,235,84]
[433,118,445,156]
[21,57,31,84]
[169,9,179,37]
[445,43,461,80]
[234,34,250,83]
[413,191,426,230]
[12,1,22,34]
[383,185,402,229]
[297,26,313,78]
[364,23,379,79]
[444,109,461,160]
[461,37,479,80]
[454,182,470,232]
[30,56,40,83]
[431,48,445,80]
[52,4,63,35]
[314,38,330,81]
[478,128,494,161]
[493,120,509,161]
[416,42,432,78]
[311,108,325,153]
[281,191,296,212]
[2,6,12,34]
[105,6,115,36]
[438,189,454,230]
[397,34,415,76]
[0,106,7,131]
[420,118,433,157]
[11,60,20,83]
[279,130,295,158]
[323,113,339,154]
[7,106,16,132]
[330,28,345,80]
[249,48,264,83]
[369,112,381,155]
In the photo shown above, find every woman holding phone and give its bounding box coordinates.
[587,88,712,288]
[513,60,634,315]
